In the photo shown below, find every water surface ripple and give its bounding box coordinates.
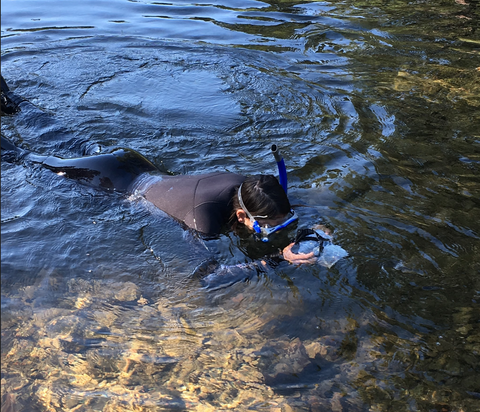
[2,0,479,411]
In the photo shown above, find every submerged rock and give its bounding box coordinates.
[257,337,311,383]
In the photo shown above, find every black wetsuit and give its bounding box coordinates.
[41,152,246,234]
[41,149,159,192]
[2,137,246,236]
[138,173,246,235]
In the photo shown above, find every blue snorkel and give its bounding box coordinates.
[271,144,288,194]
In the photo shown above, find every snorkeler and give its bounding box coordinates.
[1,75,316,265]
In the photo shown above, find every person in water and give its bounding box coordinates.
[1,75,316,264]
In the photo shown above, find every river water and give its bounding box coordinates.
[1,0,479,411]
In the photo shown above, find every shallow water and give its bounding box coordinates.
[1,0,480,411]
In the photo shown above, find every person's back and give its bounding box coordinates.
[135,172,246,236]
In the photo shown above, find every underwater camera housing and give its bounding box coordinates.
[291,226,349,268]
[291,228,327,256]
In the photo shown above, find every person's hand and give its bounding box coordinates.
[282,243,318,265]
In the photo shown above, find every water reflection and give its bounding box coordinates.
[2,0,480,410]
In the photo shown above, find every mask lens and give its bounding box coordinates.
[257,210,298,241]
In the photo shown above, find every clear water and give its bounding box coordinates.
[1,0,479,411]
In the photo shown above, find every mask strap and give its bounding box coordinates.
[238,184,268,226]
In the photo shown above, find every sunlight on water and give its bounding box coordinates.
[2,0,479,410]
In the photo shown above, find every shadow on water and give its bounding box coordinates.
[2,0,480,410]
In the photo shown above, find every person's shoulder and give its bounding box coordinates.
[199,171,243,177]
[197,171,245,182]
